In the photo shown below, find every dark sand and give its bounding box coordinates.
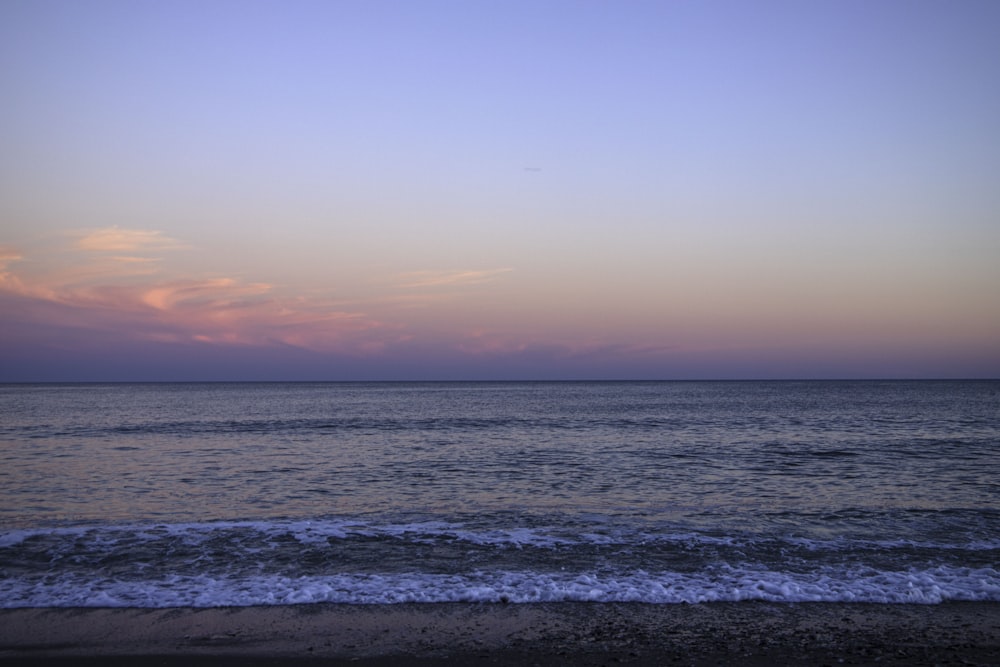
[2,602,998,666]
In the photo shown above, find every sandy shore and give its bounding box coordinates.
[1,602,998,666]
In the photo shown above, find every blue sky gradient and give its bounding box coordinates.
[2,0,999,380]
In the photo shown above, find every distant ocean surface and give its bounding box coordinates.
[1,381,998,608]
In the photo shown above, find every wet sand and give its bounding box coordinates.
[2,602,999,666]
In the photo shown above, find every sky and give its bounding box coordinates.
[1,0,999,381]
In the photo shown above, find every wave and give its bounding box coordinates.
[2,519,999,608]
[2,565,997,608]
[4,517,1000,551]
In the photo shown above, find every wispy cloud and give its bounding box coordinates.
[395,268,512,289]
[0,230,399,354]
[75,227,182,253]
[0,248,23,274]
[139,278,272,311]
[3,231,671,370]
[1,271,393,352]
[0,247,26,293]
[109,255,161,264]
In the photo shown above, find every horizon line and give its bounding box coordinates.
[3,378,997,385]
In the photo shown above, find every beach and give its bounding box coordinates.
[4,383,999,665]
[2,602,999,666]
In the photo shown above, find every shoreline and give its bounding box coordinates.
[2,602,999,665]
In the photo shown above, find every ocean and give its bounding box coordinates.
[1,380,997,607]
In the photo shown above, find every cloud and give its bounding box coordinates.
[0,270,391,353]
[395,268,512,289]
[110,256,161,264]
[0,247,21,263]
[0,231,400,355]
[0,248,34,297]
[75,227,182,253]
[139,278,272,311]
[3,231,685,374]
[0,247,23,275]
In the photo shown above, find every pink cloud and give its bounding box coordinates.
[0,248,26,292]
[138,278,272,311]
[0,233,401,355]
[74,227,182,253]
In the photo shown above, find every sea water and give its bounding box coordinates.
[1,380,998,607]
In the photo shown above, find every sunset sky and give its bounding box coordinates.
[2,0,999,381]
